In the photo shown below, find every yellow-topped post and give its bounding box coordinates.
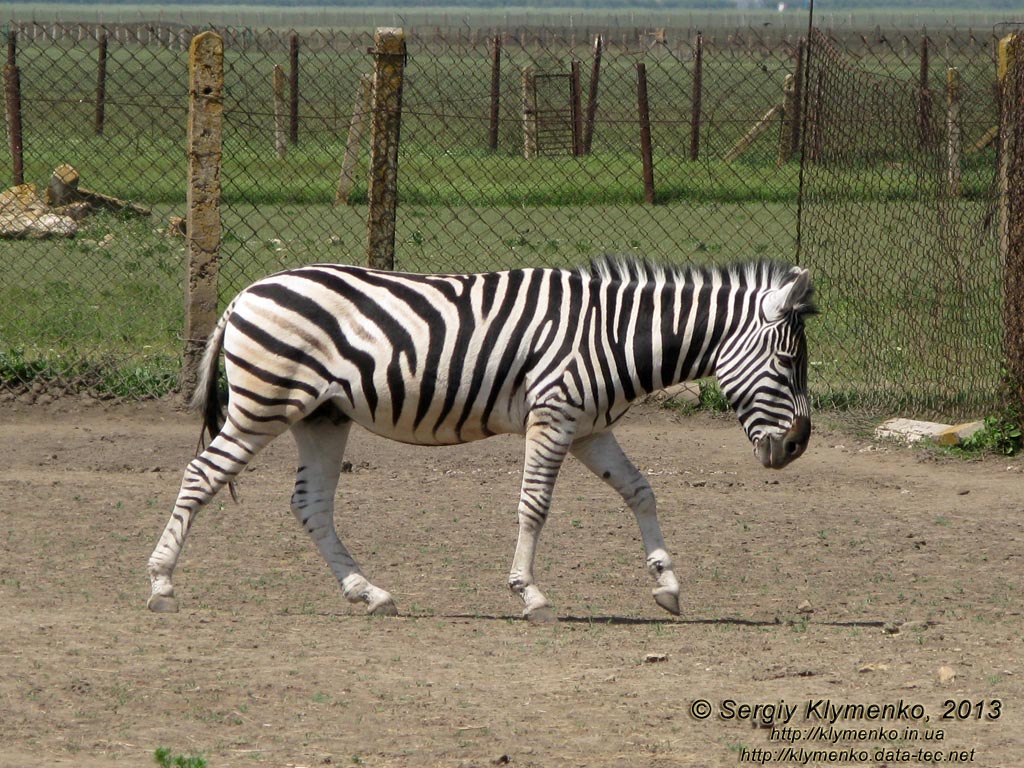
[181,31,224,401]
[366,27,406,271]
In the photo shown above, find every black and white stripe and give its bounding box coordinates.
[148,257,815,620]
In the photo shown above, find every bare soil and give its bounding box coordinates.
[1,400,1021,768]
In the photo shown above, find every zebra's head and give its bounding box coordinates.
[715,265,815,470]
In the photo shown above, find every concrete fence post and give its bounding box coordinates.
[522,66,537,159]
[181,31,224,402]
[570,59,583,156]
[289,33,300,145]
[335,73,372,206]
[946,67,961,197]
[366,27,406,271]
[272,64,288,159]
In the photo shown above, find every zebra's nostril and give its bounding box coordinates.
[786,440,800,455]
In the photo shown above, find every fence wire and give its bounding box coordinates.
[0,20,1007,422]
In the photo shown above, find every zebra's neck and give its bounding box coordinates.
[586,261,760,397]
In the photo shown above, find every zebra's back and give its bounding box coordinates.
[222,263,587,445]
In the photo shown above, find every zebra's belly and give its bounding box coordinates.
[338,391,527,446]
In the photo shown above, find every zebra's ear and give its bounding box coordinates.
[762,267,812,322]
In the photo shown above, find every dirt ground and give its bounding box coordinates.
[1,399,1022,768]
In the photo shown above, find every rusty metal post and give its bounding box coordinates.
[637,62,655,204]
[999,34,1024,409]
[181,31,224,402]
[570,59,583,157]
[689,31,703,161]
[95,31,107,136]
[488,34,501,151]
[366,27,406,271]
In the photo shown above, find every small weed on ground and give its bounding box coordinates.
[154,747,207,768]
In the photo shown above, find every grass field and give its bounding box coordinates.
[4,4,1021,32]
[0,13,1009,417]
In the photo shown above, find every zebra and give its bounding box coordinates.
[147,257,815,621]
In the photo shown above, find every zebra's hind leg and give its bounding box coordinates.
[508,409,576,623]
[147,422,282,613]
[290,411,396,616]
[570,430,681,617]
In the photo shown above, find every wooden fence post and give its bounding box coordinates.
[289,32,299,145]
[181,31,224,402]
[272,64,288,159]
[806,66,824,165]
[95,31,107,136]
[488,34,501,151]
[335,74,372,206]
[636,62,655,204]
[689,31,703,161]
[366,27,406,271]
[786,37,805,160]
[583,33,602,155]
[779,74,797,164]
[946,66,961,197]
[999,33,1024,410]
[4,29,23,186]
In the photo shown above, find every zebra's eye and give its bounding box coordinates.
[777,354,794,370]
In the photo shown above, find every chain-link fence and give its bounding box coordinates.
[0,19,1009,421]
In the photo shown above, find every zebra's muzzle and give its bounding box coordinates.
[754,415,810,469]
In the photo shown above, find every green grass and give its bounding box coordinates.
[945,411,1024,457]
[154,747,207,768]
[0,18,1009,415]
[2,194,1003,411]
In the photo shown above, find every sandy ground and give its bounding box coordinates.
[1,399,1021,767]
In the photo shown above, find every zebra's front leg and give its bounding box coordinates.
[290,417,396,616]
[571,430,681,616]
[508,410,576,623]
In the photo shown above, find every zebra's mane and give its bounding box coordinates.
[582,255,817,316]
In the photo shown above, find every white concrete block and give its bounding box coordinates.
[874,418,952,443]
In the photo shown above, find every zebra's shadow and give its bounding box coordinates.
[360,613,889,629]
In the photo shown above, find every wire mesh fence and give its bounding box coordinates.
[0,19,1010,422]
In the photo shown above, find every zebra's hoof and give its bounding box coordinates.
[368,600,399,617]
[525,605,558,624]
[147,594,179,613]
[653,588,681,616]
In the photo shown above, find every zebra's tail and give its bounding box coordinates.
[190,300,239,501]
